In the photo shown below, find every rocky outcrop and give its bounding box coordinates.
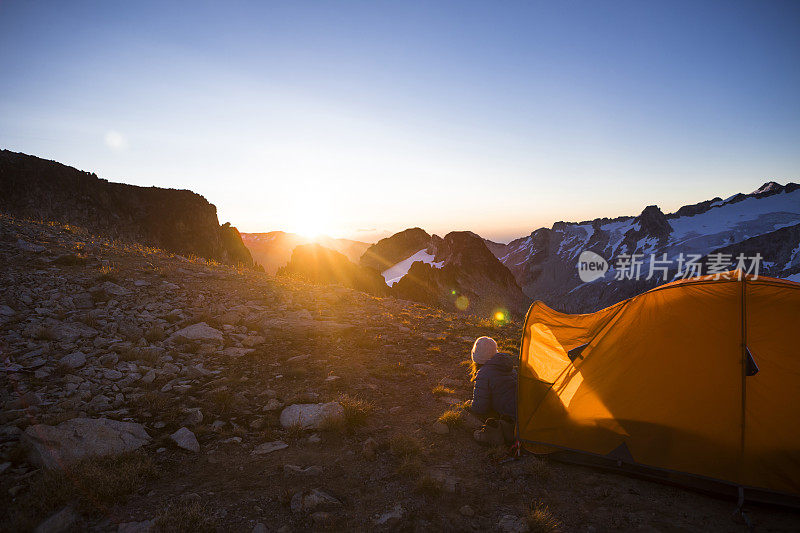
[0,150,252,266]
[22,418,151,468]
[390,231,530,317]
[359,228,431,271]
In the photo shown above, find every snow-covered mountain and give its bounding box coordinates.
[491,181,800,313]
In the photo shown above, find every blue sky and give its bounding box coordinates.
[1,1,799,242]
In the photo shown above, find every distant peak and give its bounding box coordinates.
[634,204,672,236]
[751,181,783,195]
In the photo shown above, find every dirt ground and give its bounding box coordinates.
[1,215,800,532]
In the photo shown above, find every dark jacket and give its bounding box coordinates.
[470,353,517,419]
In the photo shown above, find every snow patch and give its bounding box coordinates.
[382,249,444,286]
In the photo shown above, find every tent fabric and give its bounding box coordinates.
[518,271,800,497]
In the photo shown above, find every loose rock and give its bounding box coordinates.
[22,418,150,468]
[170,427,200,453]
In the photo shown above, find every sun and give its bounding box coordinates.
[285,195,342,240]
[294,221,323,240]
[289,208,334,240]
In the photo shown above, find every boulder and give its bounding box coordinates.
[170,427,200,452]
[279,402,343,430]
[99,281,130,296]
[22,418,150,469]
[168,322,223,345]
[59,351,86,370]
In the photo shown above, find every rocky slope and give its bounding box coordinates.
[1,215,799,532]
[242,231,369,274]
[492,182,800,313]
[0,150,253,267]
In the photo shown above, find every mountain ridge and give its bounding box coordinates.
[0,150,253,266]
[490,181,800,312]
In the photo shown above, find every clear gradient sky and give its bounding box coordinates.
[1,1,799,243]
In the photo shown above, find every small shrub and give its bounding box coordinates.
[153,500,217,532]
[431,385,454,397]
[437,409,463,429]
[5,452,159,530]
[396,456,422,478]
[339,395,374,431]
[389,434,422,458]
[97,265,118,282]
[135,392,182,424]
[527,500,560,533]
[319,396,373,434]
[209,389,235,415]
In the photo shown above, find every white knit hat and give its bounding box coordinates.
[471,336,498,365]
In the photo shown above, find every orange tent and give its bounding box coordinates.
[518,271,800,502]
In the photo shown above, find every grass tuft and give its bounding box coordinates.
[320,394,374,434]
[526,500,561,533]
[3,452,159,531]
[437,409,463,429]
[431,385,455,397]
[339,395,374,430]
[153,500,217,532]
[389,434,423,458]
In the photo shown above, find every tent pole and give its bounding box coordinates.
[739,272,748,493]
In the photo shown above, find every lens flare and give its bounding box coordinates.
[455,295,469,310]
[492,308,509,324]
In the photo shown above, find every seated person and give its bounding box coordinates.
[465,336,517,445]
